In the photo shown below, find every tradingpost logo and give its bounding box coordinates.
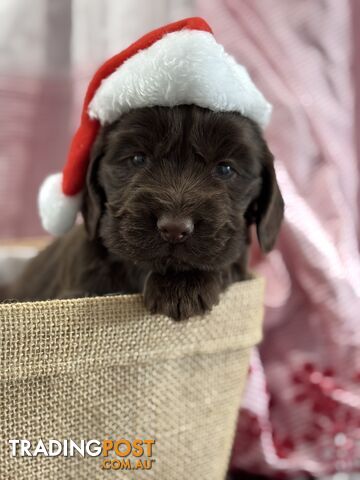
[9,438,156,471]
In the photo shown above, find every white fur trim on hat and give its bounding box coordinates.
[38,173,82,236]
[89,30,272,128]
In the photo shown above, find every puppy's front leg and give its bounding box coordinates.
[144,270,223,321]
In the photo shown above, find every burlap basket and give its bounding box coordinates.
[0,277,264,480]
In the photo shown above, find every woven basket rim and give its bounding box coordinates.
[0,275,261,310]
[0,277,265,377]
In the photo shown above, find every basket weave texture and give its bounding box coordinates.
[0,277,264,480]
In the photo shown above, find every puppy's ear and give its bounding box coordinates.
[255,143,284,252]
[81,132,107,239]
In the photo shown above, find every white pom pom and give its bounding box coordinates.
[38,173,82,236]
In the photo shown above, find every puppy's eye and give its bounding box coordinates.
[130,154,148,168]
[214,162,235,179]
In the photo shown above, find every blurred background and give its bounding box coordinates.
[0,0,359,478]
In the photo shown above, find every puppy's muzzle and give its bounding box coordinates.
[157,215,194,244]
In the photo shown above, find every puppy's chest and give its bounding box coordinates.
[91,260,148,296]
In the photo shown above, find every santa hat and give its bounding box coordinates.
[39,17,272,236]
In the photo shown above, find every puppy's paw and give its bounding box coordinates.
[144,270,221,321]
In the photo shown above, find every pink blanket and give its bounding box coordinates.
[196,0,360,476]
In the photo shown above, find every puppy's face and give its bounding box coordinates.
[83,105,283,272]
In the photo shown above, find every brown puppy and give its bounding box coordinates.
[5,105,284,319]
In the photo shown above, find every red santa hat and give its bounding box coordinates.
[38,17,272,236]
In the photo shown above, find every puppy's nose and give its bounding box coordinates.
[157,216,194,243]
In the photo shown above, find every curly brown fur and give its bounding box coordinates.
[4,105,284,319]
